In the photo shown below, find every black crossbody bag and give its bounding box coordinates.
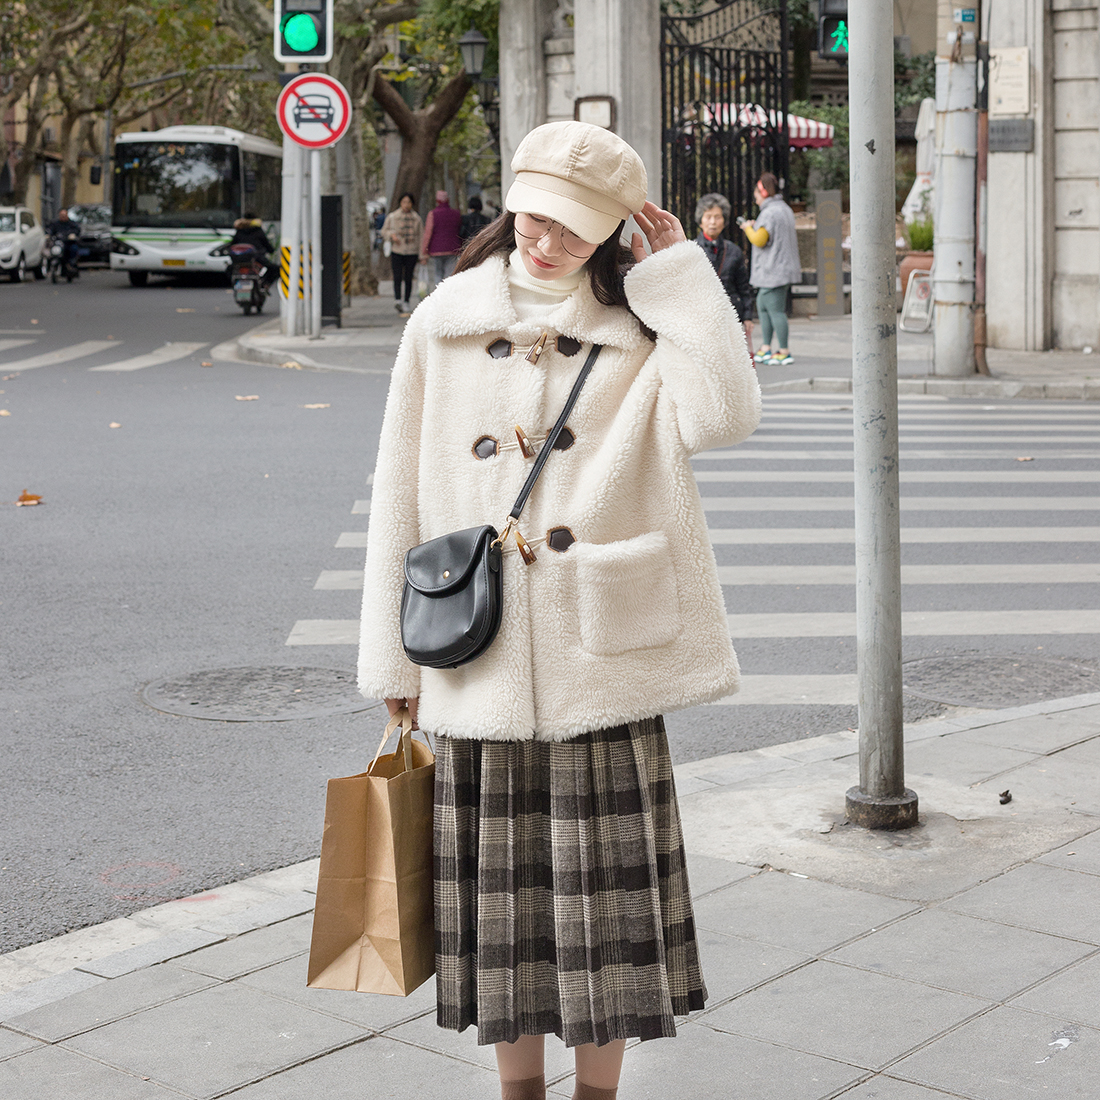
[400,343,602,669]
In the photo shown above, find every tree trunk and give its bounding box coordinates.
[12,77,50,205]
[60,116,93,208]
[347,108,378,295]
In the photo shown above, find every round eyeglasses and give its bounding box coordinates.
[514,212,598,259]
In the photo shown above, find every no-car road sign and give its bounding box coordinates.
[276,73,351,149]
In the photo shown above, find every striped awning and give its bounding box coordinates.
[698,103,835,148]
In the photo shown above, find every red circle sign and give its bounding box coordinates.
[276,74,351,149]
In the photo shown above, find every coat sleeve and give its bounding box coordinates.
[623,240,762,455]
[357,321,428,702]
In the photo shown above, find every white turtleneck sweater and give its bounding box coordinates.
[506,249,585,325]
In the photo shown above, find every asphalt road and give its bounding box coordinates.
[3,266,1100,954]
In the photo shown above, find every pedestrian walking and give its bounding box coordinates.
[741,172,801,365]
[459,194,492,245]
[693,192,753,347]
[419,190,463,290]
[358,120,761,1100]
[380,192,422,315]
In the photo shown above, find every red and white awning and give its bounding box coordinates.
[696,103,835,148]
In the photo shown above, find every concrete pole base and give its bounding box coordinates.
[845,786,919,830]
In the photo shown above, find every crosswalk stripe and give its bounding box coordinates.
[708,527,1100,544]
[0,338,35,354]
[315,570,363,589]
[286,619,358,645]
[336,532,368,548]
[743,434,1100,444]
[0,340,122,371]
[351,500,370,514]
[696,449,1100,460]
[759,423,1100,434]
[691,468,1100,483]
[726,609,1100,637]
[88,342,208,372]
[701,496,1100,512]
[711,675,858,706]
[717,563,1100,585]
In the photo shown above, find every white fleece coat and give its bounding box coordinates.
[358,240,762,741]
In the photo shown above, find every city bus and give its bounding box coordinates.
[110,125,281,286]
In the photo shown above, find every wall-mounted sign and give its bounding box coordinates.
[952,8,976,22]
[574,96,616,131]
[989,47,1031,117]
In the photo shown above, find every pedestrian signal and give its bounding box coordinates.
[819,15,849,59]
[274,0,333,63]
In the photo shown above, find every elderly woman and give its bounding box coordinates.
[694,192,753,343]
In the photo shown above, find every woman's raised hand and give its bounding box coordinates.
[631,201,687,262]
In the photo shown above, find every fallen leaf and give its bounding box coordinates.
[1016,456,1034,462]
[176,308,195,313]
[109,422,122,428]
[30,319,38,324]
[302,403,331,409]
[279,360,303,370]
[16,490,42,506]
[0,410,10,417]
[998,789,1012,804]
[235,395,260,401]
[2,374,18,381]
[200,361,213,367]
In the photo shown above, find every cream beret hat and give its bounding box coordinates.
[505,121,648,244]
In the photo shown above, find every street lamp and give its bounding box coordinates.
[458,27,488,79]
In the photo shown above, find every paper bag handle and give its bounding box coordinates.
[372,707,416,772]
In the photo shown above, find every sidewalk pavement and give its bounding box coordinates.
[3,694,1100,1099]
[222,281,1100,400]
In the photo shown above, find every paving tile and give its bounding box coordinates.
[974,744,1100,815]
[0,1045,180,1099]
[62,980,367,1099]
[0,1026,42,1061]
[78,928,227,979]
[196,892,315,937]
[616,1020,863,1100]
[2,917,166,980]
[246,859,319,896]
[5,963,215,1042]
[174,913,312,979]
[834,1078,963,1099]
[893,1005,1100,1099]
[685,852,758,897]
[692,870,918,956]
[954,710,1100,756]
[130,882,285,933]
[0,969,106,1023]
[1011,952,1100,1028]
[1036,825,1100,875]
[223,1034,497,1099]
[237,952,437,1031]
[701,960,987,1071]
[902,737,1038,787]
[826,909,1094,1001]
[941,862,1100,944]
[696,930,811,1003]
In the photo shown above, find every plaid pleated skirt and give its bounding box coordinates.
[433,715,707,1048]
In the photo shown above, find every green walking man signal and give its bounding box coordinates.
[274,0,333,63]
[818,13,850,59]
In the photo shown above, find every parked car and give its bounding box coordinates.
[67,202,113,264]
[0,205,46,282]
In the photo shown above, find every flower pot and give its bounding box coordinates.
[899,251,933,297]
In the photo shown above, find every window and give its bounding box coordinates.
[242,151,281,222]
[20,212,34,230]
[112,142,241,228]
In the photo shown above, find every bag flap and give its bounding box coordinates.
[404,525,497,594]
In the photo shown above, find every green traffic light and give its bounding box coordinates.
[282,12,319,52]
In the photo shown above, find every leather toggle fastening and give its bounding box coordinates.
[485,335,585,361]
[524,332,549,364]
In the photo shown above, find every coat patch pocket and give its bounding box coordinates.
[573,531,683,657]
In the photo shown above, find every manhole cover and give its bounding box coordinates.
[902,655,1100,710]
[142,666,382,722]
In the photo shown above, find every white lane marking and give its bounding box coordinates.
[336,532,368,548]
[717,563,1100,585]
[0,339,35,354]
[707,527,1100,544]
[691,469,1100,483]
[351,500,370,514]
[314,570,363,590]
[88,342,208,372]
[286,620,358,645]
[700,496,1100,512]
[0,340,122,371]
[710,675,858,706]
[726,609,1100,638]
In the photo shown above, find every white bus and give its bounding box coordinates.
[110,125,282,286]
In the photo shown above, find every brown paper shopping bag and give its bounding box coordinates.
[307,708,435,996]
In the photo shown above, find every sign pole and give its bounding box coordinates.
[300,154,311,338]
[310,148,322,338]
[281,135,300,336]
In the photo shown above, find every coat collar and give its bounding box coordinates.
[419,253,648,352]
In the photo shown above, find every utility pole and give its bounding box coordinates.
[932,7,978,376]
[844,0,918,829]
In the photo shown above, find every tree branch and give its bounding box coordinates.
[371,73,416,138]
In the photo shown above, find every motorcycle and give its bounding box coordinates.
[229,244,271,316]
[47,232,80,283]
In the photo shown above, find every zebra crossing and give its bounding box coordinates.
[286,391,1100,747]
[0,334,209,372]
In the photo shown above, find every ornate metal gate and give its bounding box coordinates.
[661,0,789,232]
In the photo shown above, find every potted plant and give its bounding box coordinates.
[899,216,933,296]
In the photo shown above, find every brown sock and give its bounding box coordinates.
[501,1075,546,1100]
[573,1085,617,1100]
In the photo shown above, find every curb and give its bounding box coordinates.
[760,375,1100,400]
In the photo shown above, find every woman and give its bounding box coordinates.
[693,192,753,351]
[380,192,423,314]
[359,121,760,1100]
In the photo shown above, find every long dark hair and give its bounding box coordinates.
[455,212,653,337]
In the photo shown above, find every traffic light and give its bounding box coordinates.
[274,0,333,64]
[818,1,849,60]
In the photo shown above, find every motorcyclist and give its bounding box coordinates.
[229,213,276,286]
[46,209,80,272]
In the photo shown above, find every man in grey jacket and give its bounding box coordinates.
[742,172,801,365]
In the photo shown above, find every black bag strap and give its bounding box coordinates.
[508,342,602,521]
